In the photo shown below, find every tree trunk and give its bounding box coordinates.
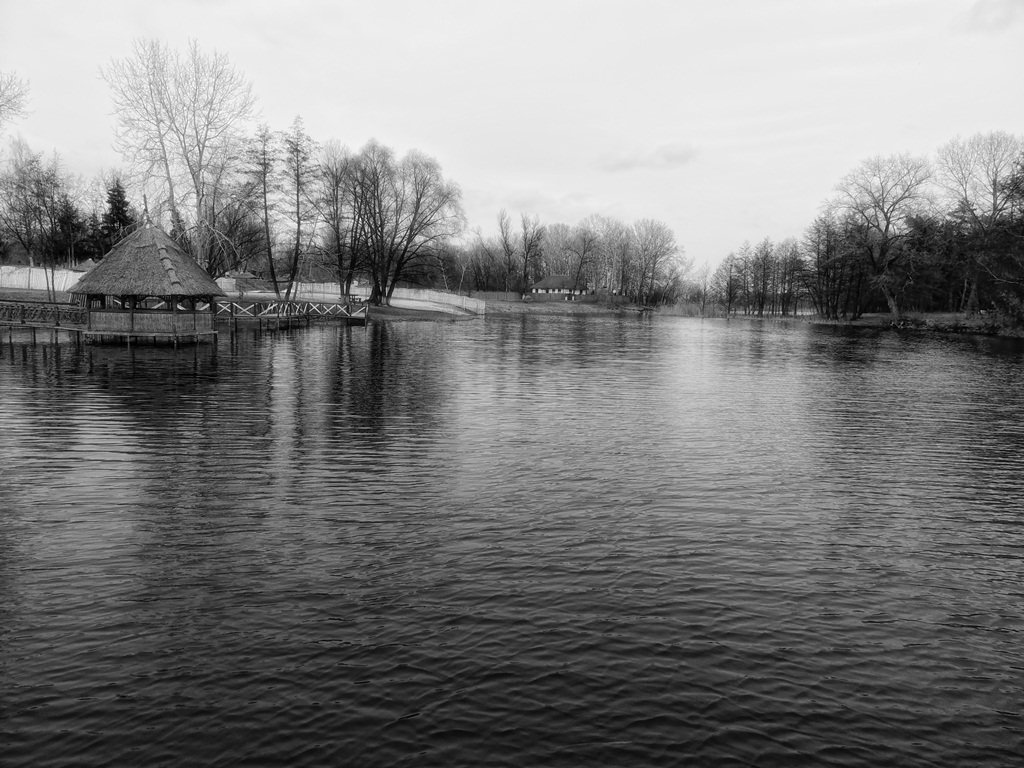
[880,281,900,319]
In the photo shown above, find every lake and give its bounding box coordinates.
[2,315,1023,766]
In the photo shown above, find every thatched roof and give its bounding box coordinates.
[69,224,225,298]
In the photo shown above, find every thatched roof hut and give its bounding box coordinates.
[69,223,224,344]
[70,223,225,300]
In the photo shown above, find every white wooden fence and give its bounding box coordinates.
[0,265,85,293]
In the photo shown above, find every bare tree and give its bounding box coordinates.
[519,213,545,291]
[937,132,1021,220]
[834,153,932,317]
[594,216,633,295]
[465,230,504,291]
[0,139,75,299]
[632,218,678,305]
[316,140,357,295]
[565,221,599,292]
[692,262,712,315]
[281,116,317,300]
[540,221,572,276]
[0,71,29,132]
[937,131,1024,310]
[103,39,255,269]
[775,237,803,315]
[711,253,742,315]
[497,208,518,292]
[350,141,463,304]
[0,138,46,267]
[241,123,282,296]
[750,237,774,315]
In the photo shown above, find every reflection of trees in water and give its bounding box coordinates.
[2,335,282,513]
[0,339,276,676]
[799,328,1024,527]
[2,326,454,721]
[2,343,81,469]
[330,322,447,444]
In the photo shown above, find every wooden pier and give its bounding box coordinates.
[1,296,369,346]
[0,299,88,344]
[216,298,368,331]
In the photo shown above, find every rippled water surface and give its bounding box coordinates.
[2,316,1024,766]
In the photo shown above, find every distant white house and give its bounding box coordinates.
[531,275,589,297]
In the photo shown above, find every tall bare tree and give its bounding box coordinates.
[103,39,255,269]
[565,221,600,292]
[750,237,774,315]
[497,208,518,292]
[594,216,633,295]
[541,221,573,277]
[937,131,1024,310]
[712,253,742,315]
[350,141,463,304]
[834,153,932,317]
[0,139,76,298]
[0,138,46,268]
[519,213,545,291]
[281,116,317,300]
[242,123,282,296]
[317,140,356,295]
[692,262,712,316]
[632,218,678,305]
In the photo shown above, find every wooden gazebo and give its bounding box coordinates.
[69,223,225,345]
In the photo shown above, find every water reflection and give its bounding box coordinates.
[2,318,1023,767]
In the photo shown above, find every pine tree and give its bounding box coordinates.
[100,178,136,252]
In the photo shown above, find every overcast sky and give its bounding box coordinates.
[2,0,1023,267]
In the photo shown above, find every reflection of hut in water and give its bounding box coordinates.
[69,223,225,345]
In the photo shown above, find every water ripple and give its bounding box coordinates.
[2,319,1024,766]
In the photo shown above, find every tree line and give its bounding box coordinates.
[8,42,1021,320]
[450,212,688,304]
[1,43,686,306]
[0,140,136,272]
[706,133,1024,322]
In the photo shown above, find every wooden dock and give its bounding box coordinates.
[1,297,369,345]
[0,299,88,344]
[216,298,369,330]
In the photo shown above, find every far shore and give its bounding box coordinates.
[1,286,1019,336]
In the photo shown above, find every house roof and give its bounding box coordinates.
[69,224,225,298]
[532,275,577,290]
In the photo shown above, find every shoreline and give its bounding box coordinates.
[2,286,1019,337]
[801,311,1023,338]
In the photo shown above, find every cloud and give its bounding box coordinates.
[962,0,1024,32]
[600,143,699,173]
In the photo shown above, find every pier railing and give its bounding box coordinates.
[215,299,368,322]
[0,300,87,329]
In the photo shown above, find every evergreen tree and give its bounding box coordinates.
[100,178,136,252]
